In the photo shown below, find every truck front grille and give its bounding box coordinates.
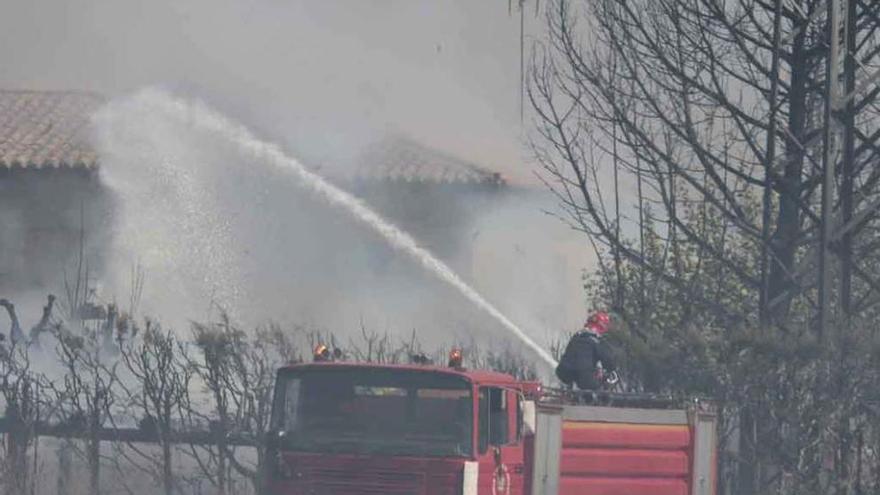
[307,467,425,495]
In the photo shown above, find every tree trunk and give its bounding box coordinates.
[162,416,173,495]
[217,438,228,495]
[767,27,810,320]
[253,444,267,495]
[6,407,29,495]
[88,435,101,495]
[56,440,72,495]
[736,408,757,495]
[163,439,173,495]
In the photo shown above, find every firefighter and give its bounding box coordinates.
[313,344,332,362]
[555,311,619,390]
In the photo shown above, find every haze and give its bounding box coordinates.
[0,0,540,183]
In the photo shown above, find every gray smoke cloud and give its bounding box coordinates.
[0,0,543,183]
[91,89,591,353]
[0,4,602,492]
[1,0,592,337]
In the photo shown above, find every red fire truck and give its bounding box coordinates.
[264,350,717,495]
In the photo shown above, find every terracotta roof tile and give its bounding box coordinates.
[353,135,504,185]
[0,90,104,169]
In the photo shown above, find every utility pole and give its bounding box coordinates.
[839,0,857,321]
[817,0,880,336]
[519,0,526,124]
[818,0,844,340]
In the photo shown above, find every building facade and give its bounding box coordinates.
[0,90,112,292]
[0,90,590,338]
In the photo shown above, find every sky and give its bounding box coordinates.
[0,0,544,183]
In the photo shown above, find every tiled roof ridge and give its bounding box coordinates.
[0,88,104,96]
[353,134,505,185]
[0,90,105,170]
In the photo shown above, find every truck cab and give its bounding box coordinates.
[265,358,534,495]
[264,354,715,495]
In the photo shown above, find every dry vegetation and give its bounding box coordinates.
[0,292,535,495]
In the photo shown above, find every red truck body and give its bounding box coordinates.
[265,361,716,495]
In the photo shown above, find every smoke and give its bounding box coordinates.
[94,88,558,369]
[0,0,541,183]
[1,1,594,358]
[469,189,597,338]
[0,170,113,320]
[0,3,606,494]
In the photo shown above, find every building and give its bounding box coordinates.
[0,89,589,336]
[338,135,591,334]
[0,90,112,292]
[339,134,505,277]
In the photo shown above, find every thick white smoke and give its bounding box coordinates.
[94,89,558,370]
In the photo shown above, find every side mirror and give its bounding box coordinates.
[263,429,286,449]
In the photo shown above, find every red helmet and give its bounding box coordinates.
[448,348,464,368]
[584,311,611,336]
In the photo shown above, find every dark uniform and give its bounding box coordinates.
[555,331,616,390]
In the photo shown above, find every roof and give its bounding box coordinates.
[0,90,104,169]
[351,135,505,186]
[279,361,521,386]
[0,91,505,183]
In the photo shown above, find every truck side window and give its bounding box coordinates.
[283,379,302,430]
[478,387,509,453]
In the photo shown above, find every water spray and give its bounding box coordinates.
[100,89,559,371]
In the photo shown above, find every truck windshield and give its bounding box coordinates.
[272,368,473,457]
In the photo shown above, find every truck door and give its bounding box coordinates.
[477,387,525,495]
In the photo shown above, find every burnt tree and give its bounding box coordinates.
[530,0,880,493]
